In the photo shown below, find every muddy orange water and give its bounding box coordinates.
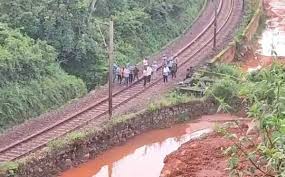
[59,114,241,177]
[258,0,285,57]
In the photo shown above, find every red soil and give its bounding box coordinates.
[160,126,261,177]
[238,50,285,72]
[160,132,231,177]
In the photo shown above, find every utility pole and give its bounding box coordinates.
[108,20,114,118]
[213,0,217,50]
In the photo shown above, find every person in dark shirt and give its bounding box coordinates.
[186,67,194,79]
[171,60,178,79]
[133,65,139,81]
[129,65,134,84]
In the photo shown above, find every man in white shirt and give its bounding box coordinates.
[162,65,170,83]
[147,65,153,83]
[143,66,148,87]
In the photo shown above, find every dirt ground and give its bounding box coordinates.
[160,124,263,177]
[236,49,285,72]
[160,132,231,177]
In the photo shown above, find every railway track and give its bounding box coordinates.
[0,0,243,163]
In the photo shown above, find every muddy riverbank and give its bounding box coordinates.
[160,124,254,177]
[59,114,243,177]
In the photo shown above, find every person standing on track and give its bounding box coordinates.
[152,61,158,80]
[171,59,178,79]
[129,65,134,84]
[162,64,170,83]
[147,64,153,83]
[133,65,139,81]
[143,66,148,87]
[116,66,122,84]
[123,66,130,86]
[167,56,173,74]
[120,66,125,85]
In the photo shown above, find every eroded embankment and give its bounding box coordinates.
[160,124,254,177]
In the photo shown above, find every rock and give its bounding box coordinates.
[83,153,90,162]
[222,122,237,128]
[246,120,259,135]
[65,159,73,169]
[29,168,34,173]
[190,143,198,148]
[38,167,43,173]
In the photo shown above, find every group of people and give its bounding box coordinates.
[113,64,139,86]
[112,54,178,87]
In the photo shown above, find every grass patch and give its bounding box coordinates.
[0,162,19,176]
[147,91,198,112]
[208,63,285,176]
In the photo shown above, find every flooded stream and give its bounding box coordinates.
[59,114,239,177]
[258,0,285,57]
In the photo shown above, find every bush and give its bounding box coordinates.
[212,64,242,78]
[0,23,58,87]
[0,74,86,131]
[0,24,87,131]
[210,64,285,176]
[206,78,239,104]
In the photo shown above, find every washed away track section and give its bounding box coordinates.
[0,0,244,163]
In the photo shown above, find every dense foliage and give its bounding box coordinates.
[0,24,87,131]
[0,0,205,89]
[208,64,285,176]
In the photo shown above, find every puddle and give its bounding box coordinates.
[59,114,239,177]
[257,0,285,57]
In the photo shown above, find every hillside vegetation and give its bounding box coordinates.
[0,0,205,89]
[0,24,87,131]
[0,0,205,130]
[208,64,285,176]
